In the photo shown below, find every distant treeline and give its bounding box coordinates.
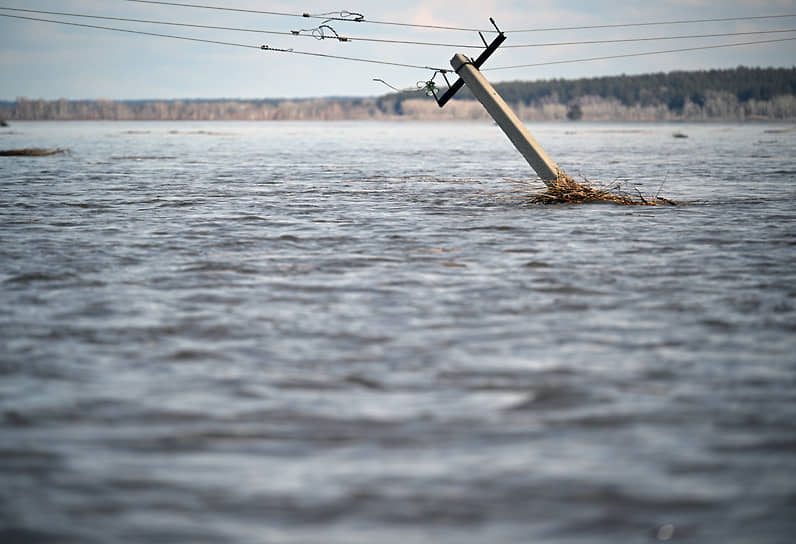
[2,66,794,122]
[471,66,794,108]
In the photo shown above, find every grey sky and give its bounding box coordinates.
[1,0,794,100]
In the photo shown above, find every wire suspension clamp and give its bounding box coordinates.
[301,10,364,21]
[291,18,352,42]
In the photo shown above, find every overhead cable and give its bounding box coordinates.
[123,0,366,23]
[506,28,796,48]
[1,7,793,50]
[122,1,796,33]
[503,14,796,34]
[485,37,796,70]
[2,12,793,75]
[0,12,262,49]
[0,13,447,71]
[0,6,323,41]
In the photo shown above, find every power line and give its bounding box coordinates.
[0,13,448,71]
[260,45,445,72]
[2,11,793,78]
[1,12,261,49]
[0,6,474,46]
[485,37,796,71]
[123,1,796,33]
[505,14,796,34]
[504,29,796,48]
[1,7,793,50]
[0,6,315,41]
[124,0,362,23]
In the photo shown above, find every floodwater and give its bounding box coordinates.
[1,121,795,543]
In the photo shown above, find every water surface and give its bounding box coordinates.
[1,121,795,543]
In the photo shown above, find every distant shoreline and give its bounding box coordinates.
[3,118,794,124]
[2,67,794,122]
[2,95,793,122]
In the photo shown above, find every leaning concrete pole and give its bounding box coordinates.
[450,53,563,185]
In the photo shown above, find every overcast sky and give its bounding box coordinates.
[1,0,794,100]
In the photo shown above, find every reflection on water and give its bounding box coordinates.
[1,121,795,543]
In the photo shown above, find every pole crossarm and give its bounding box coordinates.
[434,18,505,107]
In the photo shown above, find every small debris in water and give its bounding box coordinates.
[0,148,66,156]
[656,523,676,541]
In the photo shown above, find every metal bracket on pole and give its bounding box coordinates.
[433,18,505,108]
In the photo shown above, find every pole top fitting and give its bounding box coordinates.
[450,53,472,73]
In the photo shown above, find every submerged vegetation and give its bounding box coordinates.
[510,175,681,206]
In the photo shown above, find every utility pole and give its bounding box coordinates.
[430,19,565,186]
[449,53,562,183]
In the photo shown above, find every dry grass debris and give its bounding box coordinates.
[509,174,681,206]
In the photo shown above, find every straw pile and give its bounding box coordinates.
[511,174,680,206]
